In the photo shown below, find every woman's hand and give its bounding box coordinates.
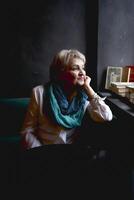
[83,76,91,89]
[83,75,96,99]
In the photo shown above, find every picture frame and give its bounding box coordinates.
[105,66,123,89]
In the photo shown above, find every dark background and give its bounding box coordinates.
[98,0,134,90]
[1,0,98,97]
[1,0,134,96]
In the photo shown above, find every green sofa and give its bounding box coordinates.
[0,98,30,143]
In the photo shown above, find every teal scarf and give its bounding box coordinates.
[44,83,88,129]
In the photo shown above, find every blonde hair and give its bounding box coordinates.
[49,49,86,82]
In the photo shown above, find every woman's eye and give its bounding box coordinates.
[70,65,85,71]
[70,66,78,70]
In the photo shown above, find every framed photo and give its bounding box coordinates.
[105,66,123,89]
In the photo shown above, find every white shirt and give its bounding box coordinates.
[21,85,113,149]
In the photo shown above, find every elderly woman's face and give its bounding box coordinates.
[58,58,86,87]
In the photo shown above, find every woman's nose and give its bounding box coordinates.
[79,72,83,76]
[79,68,85,75]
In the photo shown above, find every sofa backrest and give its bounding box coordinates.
[0,98,30,138]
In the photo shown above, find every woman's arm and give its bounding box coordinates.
[83,76,113,122]
[20,88,42,149]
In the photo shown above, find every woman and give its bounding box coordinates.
[21,49,113,149]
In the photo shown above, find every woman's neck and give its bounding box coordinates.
[61,84,77,102]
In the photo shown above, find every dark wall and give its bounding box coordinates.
[2,0,96,97]
[85,1,98,91]
[97,0,134,90]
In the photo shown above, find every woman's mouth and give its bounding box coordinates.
[78,76,85,80]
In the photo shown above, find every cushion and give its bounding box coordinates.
[0,98,30,142]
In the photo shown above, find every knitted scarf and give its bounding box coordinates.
[44,83,88,129]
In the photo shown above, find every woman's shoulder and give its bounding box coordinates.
[32,85,44,95]
[33,85,44,92]
[32,83,49,92]
[32,83,50,100]
[32,85,44,101]
[29,85,47,104]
